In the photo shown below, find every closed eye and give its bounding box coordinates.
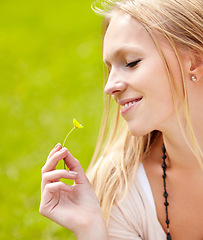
[126,59,141,68]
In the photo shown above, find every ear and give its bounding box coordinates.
[188,53,203,81]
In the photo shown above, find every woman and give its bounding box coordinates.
[39,0,203,239]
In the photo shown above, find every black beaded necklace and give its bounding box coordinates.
[161,144,172,240]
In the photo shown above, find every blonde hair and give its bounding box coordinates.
[87,0,203,222]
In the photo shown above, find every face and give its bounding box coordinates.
[103,12,183,136]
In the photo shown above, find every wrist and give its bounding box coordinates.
[75,207,108,240]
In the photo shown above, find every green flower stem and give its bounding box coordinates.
[62,126,75,169]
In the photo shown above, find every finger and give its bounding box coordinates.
[42,148,69,174]
[64,151,90,185]
[41,169,78,193]
[43,182,72,204]
[47,143,62,159]
[40,181,72,215]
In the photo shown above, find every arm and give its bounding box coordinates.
[39,143,108,240]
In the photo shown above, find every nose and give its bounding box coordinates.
[104,70,127,95]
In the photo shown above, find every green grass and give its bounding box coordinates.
[0,0,104,239]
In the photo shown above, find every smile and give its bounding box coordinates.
[121,97,142,115]
[121,97,143,110]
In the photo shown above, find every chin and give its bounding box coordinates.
[127,125,151,138]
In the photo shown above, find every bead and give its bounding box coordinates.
[167,232,172,240]
[164,201,169,206]
[162,162,167,170]
[162,154,167,160]
[166,219,170,225]
[162,173,167,179]
[163,191,168,198]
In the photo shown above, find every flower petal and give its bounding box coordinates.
[73,118,83,128]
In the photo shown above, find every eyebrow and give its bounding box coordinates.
[103,45,142,66]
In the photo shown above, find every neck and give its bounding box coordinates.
[164,82,203,171]
[162,131,203,171]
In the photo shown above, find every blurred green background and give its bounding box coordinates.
[0,0,104,239]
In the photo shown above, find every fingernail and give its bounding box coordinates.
[54,143,60,148]
[69,171,78,176]
[59,148,67,153]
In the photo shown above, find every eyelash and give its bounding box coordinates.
[126,59,141,68]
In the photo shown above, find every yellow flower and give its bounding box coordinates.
[73,118,83,128]
[62,118,83,169]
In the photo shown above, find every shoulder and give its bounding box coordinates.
[108,164,166,240]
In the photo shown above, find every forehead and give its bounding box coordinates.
[103,13,155,62]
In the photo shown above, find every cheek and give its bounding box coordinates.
[146,80,175,117]
[139,59,175,115]
[162,46,184,93]
[134,58,172,96]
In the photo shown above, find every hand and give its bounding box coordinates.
[39,143,108,239]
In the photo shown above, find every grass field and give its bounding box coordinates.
[0,0,104,239]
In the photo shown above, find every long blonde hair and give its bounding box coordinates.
[87,0,203,222]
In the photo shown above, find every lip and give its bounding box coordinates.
[119,97,143,115]
[118,97,142,106]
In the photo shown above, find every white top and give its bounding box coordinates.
[136,163,157,217]
[108,163,166,240]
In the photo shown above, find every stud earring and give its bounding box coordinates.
[191,76,197,82]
